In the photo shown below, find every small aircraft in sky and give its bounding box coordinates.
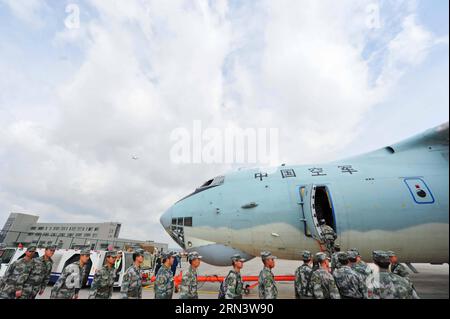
[161,123,449,266]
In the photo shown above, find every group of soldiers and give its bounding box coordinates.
[0,243,419,299]
[215,247,419,300]
[293,245,419,299]
[121,249,201,299]
[122,249,279,299]
[114,246,420,300]
[0,246,122,299]
[0,245,54,299]
[309,220,419,299]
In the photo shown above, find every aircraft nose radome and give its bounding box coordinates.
[160,209,172,229]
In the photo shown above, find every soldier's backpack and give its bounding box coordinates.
[218,271,235,299]
[218,281,226,299]
[304,262,319,296]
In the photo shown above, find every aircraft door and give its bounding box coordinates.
[298,184,322,240]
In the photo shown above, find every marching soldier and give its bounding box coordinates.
[120,249,144,299]
[319,219,337,254]
[21,245,55,299]
[219,254,245,299]
[294,250,313,299]
[89,251,117,299]
[258,251,278,299]
[50,249,90,299]
[154,251,178,299]
[0,246,35,299]
[348,248,373,280]
[330,244,341,273]
[332,252,367,299]
[179,252,202,299]
[368,251,419,299]
[387,251,410,278]
[310,252,340,299]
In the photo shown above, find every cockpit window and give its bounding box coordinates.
[200,179,214,188]
[198,176,225,190]
[177,176,225,203]
[184,217,192,227]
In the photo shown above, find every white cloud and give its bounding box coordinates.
[376,14,435,88]
[1,0,46,27]
[0,0,446,246]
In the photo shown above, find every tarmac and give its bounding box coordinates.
[37,257,448,299]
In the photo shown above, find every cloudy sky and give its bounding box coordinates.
[0,0,448,248]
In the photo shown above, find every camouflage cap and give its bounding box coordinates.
[80,249,91,255]
[334,243,340,249]
[337,252,349,263]
[347,250,358,260]
[26,246,37,252]
[387,250,396,257]
[45,245,56,250]
[260,251,277,261]
[187,251,202,262]
[302,250,312,260]
[348,248,360,256]
[315,252,330,263]
[134,249,145,257]
[372,250,390,263]
[161,250,178,259]
[160,251,170,259]
[231,254,246,263]
[106,251,118,258]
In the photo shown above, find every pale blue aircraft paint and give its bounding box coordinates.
[161,123,449,265]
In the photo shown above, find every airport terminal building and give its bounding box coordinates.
[0,212,168,251]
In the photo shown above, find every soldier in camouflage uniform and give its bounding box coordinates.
[21,245,55,299]
[179,252,202,299]
[258,251,278,299]
[294,250,313,299]
[50,249,90,299]
[330,244,341,273]
[154,251,178,299]
[120,249,144,299]
[332,252,367,299]
[221,254,245,299]
[368,251,419,299]
[387,251,410,279]
[319,219,337,254]
[310,252,341,299]
[0,246,35,299]
[89,251,117,299]
[348,248,373,281]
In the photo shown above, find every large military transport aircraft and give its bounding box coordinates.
[161,123,449,266]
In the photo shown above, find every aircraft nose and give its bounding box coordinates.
[160,208,172,230]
